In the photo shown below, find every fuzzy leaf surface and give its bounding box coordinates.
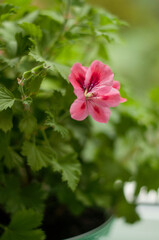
[1,209,45,240]
[0,85,15,111]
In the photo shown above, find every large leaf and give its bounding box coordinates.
[40,10,64,24]
[0,56,19,68]
[1,209,45,240]
[52,153,81,191]
[22,141,55,171]
[0,85,15,111]
[45,111,69,138]
[0,175,46,213]
[4,147,22,169]
[0,175,21,213]
[19,114,37,137]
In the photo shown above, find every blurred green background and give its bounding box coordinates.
[1,0,159,203]
[1,0,158,100]
[0,0,159,236]
[89,0,159,102]
[30,0,159,101]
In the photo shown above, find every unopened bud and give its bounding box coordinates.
[17,78,24,86]
[23,70,32,80]
[32,64,44,74]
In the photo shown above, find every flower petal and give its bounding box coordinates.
[69,63,87,90]
[70,99,88,121]
[120,97,127,103]
[87,101,111,123]
[85,60,113,93]
[113,80,120,90]
[74,88,85,99]
[93,88,121,107]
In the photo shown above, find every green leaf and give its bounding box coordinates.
[4,147,22,169]
[116,200,139,223]
[22,141,55,171]
[0,3,16,18]
[0,175,22,213]
[29,48,70,81]
[21,183,46,211]
[0,109,13,132]
[0,56,19,68]
[19,22,42,40]
[22,64,47,95]
[0,85,15,111]
[16,32,33,56]
[0,21,20,56]
[19,114,37,137]
[53,62,70,82]
[45,111,69,138]
[0,175,46,213]
[28,47,45,62]
[52,153,81,191]
[3,0,31,8]
[1,209,45,240]
[40,10,64,24]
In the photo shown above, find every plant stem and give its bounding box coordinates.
[0,223,6,230]
[41,128,50,147]
[48,0,72,57]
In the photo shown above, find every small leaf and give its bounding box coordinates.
[1,209,45,240]
[0,3,16,17]
[16,32,33,56]
[19,22,42,40]
[22,141,55,171]
[0,85,15,111]
[0,109,13,132]
[52,153,81,191]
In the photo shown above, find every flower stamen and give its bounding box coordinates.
[84,89,93,99]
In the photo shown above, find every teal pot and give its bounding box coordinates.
[64,217,113,240]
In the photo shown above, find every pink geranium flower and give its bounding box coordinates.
[69,60,126,123]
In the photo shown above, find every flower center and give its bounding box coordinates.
[84,89,93,99]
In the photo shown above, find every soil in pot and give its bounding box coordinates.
[42,202,110,240]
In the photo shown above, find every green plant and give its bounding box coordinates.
[0,0,159,239]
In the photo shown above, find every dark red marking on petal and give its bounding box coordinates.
[93,106,100,114]
[102,96,109,100]
[87,73,99,92]
[81,102,86,109]
[76,74,85,89]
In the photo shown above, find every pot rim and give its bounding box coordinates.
[64,215,114,240]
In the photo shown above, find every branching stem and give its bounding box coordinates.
[49,0,72,57]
